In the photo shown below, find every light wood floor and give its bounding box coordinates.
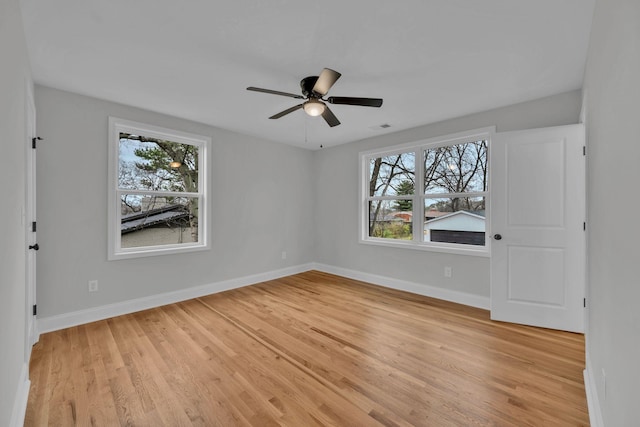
[25,271,589,426]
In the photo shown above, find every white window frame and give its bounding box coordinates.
[359,127,494,257]
[108,117,210,260]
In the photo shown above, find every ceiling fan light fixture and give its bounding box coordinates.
[303,99,326,117]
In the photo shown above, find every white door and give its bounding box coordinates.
[490,124,585,333]
[25,81,38,352]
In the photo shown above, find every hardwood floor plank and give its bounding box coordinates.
[26,271,589,426]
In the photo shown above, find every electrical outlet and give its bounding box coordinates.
[88,280,99,292]
[281,251,287,260]
[444,266,452,278]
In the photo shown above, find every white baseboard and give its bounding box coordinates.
[27,318,39,351]
[312,263,490,310]
[37,263,315,334]
[37,262,489,335]
[9,363,30,427]
[584,353,605,427]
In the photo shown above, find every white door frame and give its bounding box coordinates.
[25,79,38,357]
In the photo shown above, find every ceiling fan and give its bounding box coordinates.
[247,68,383,127]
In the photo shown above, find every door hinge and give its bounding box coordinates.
[32,136,42,149]
[32,221,37,232]
[583,222,586,231]
[32,304,37,316]
[583,146,586,156]
[583,298,586,308]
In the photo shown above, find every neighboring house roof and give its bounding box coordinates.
[373,211,413,222]
[424,211,485,232]
[121,204,189,234]
[383,212,412,222]
[424,210,450,219]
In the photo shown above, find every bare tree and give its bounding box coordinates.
[424,140,487,212]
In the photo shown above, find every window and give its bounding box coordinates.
[367,151,416,240]
[361,128,492,256]
[108,118,209,260]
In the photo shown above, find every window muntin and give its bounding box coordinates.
[361,129,491,255]
[109,118,209,260]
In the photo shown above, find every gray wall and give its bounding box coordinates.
[0,0,31,424]
[34,87,582,319]
[314,90,582,297]
[35,86,316,318]
[583,0,640,424]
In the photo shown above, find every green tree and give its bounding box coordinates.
[393,180,414,211]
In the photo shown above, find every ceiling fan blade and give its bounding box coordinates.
[321,106,341,127]
[247,87,304,99]
[327,96,383,107]
[269,104,304,119]
[312,68,342,96]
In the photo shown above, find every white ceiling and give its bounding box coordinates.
[20,0,595,149]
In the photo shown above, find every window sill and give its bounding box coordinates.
[108,242,209,261]
[359,237,491,257]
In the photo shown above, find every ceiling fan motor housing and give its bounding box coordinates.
[300,76,320,98]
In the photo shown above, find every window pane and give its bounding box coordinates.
[368,199,413,240]
[424,140,487,194]
[424,197,485,246]
[119,133,198,193]
[369,152,415,197]
[121,195,199,248]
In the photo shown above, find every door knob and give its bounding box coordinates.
[493,234,502,240]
